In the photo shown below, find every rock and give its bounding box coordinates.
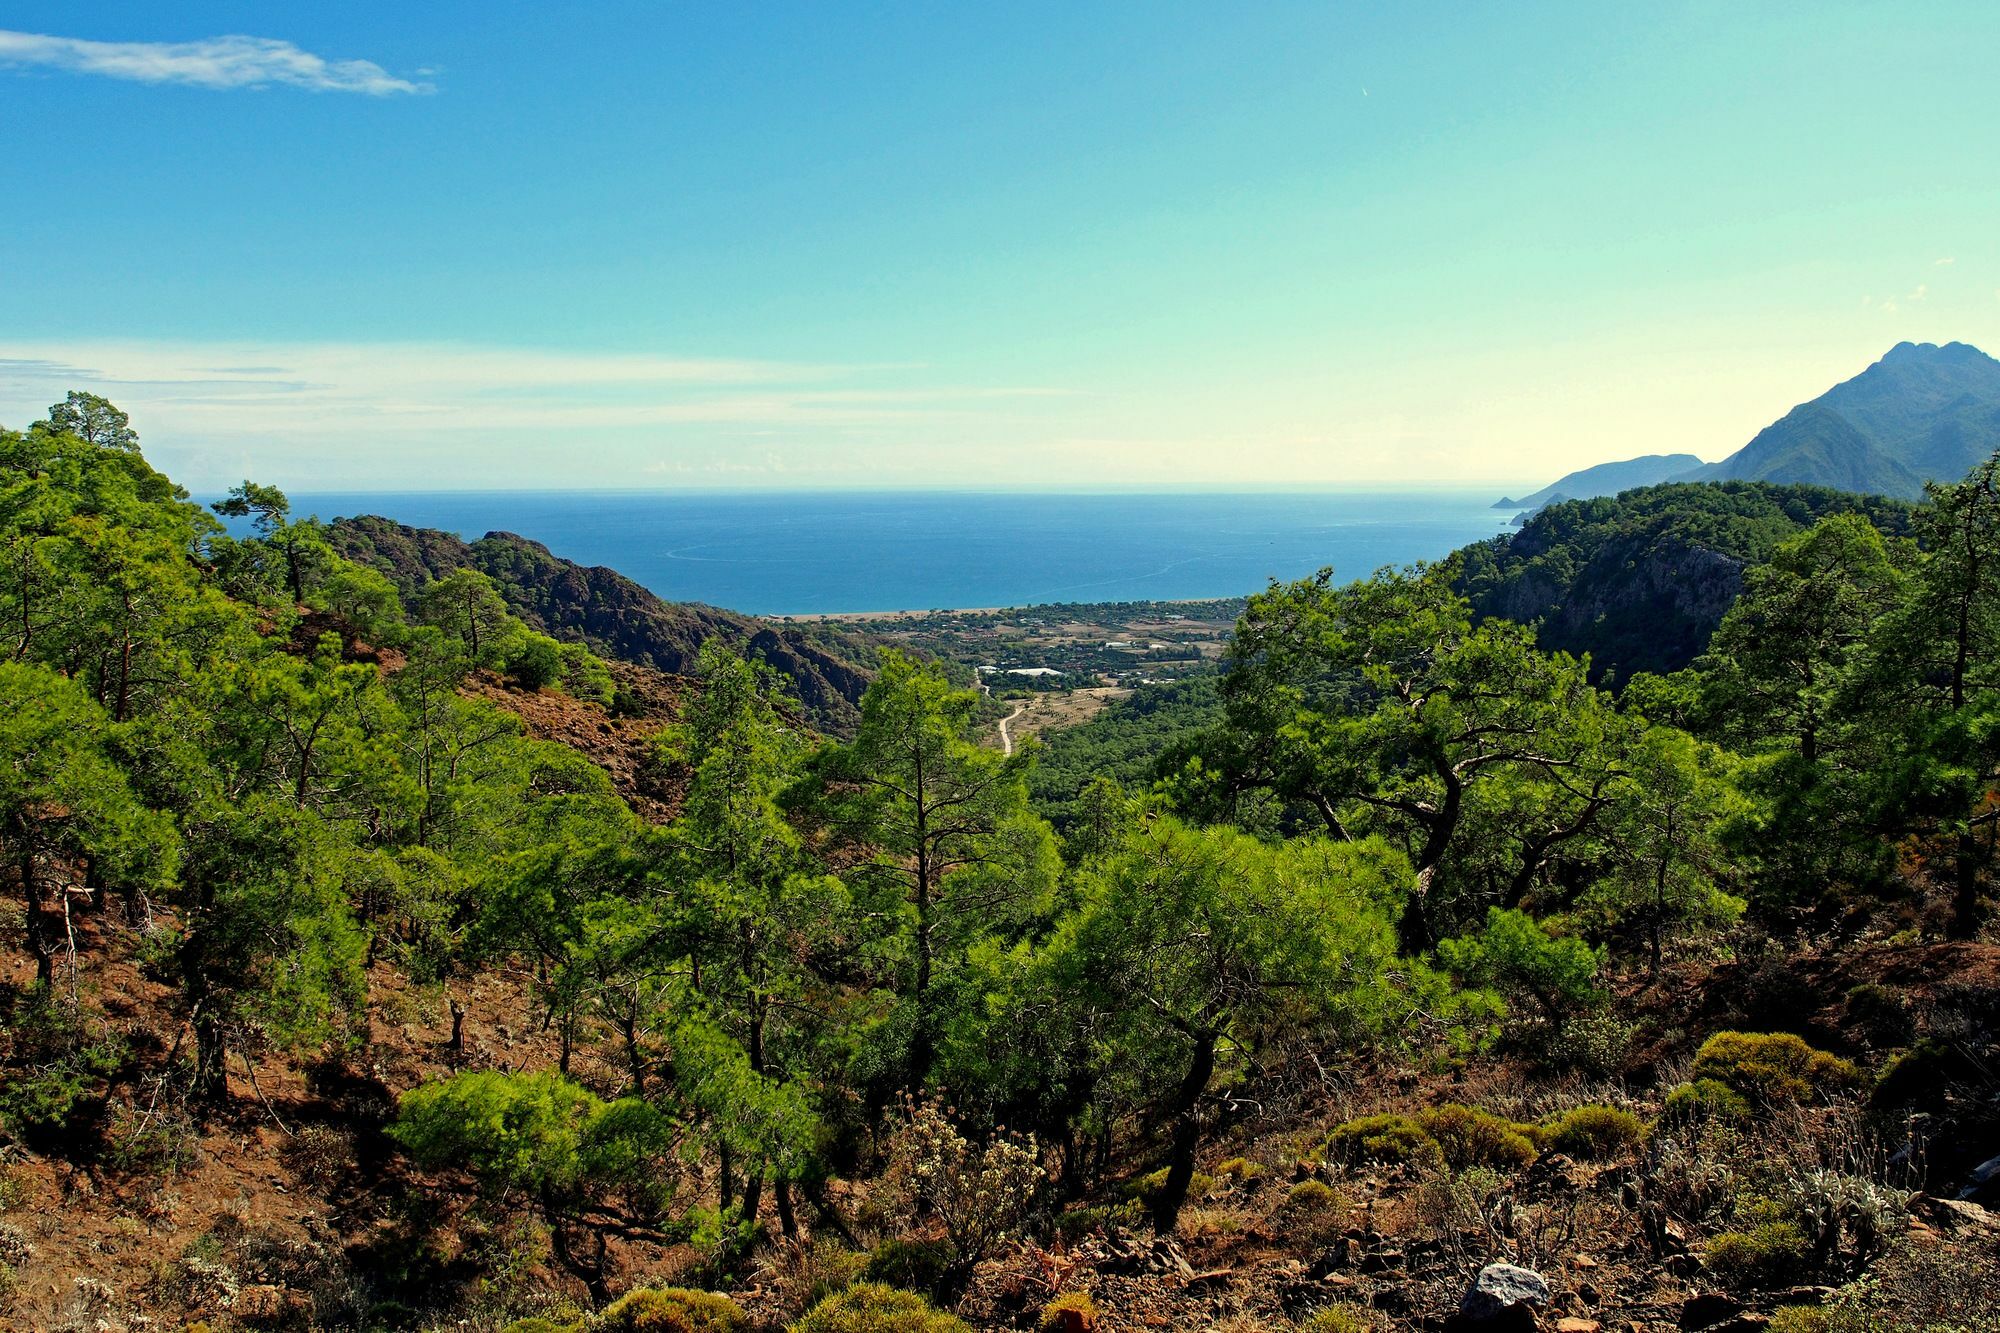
[1919,1195,2000,1232]
[1958,1153,2000,1201]
[1454,1262,1550,1329]
[1556,1320,1602,1333]
[1680,1291,1745,1330]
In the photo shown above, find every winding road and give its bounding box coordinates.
[997,702,1027,756]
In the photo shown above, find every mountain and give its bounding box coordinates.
[1495,453,1705,509]
[327,515,879,733]
[1676,340,2000,499]
[1455,481,1915,684]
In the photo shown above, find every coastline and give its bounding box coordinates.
[764,596,1232,624]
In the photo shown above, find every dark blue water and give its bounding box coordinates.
[284,490,1510,616]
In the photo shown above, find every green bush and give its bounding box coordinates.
[1704,1220,1811,1289]
[1766,1308,1834,1333]
[1322,1114,1443,1169]
[1215,1156,1266,1182]
[1869,1039,1977,1110]
[1123,1166,1217,1202]
[1540,1104,1647,1159]
[594,1288,750,1333]
[862,1238,953,1301]
[1284,1179,1339,1209]
[504,1320,584,1333]
[506,632,567,691]
[1662,1077,1752,1127]
[788,1282,971,1333]
[1688,1031,1861,1107]
[1413,1104,1539,1169]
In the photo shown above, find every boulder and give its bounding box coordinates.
[1453,1262,1550,1329]
[1679,1291,1745,1329]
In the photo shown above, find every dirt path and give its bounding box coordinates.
[998,702,1027,756]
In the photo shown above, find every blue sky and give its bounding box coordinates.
[2,2,1997,491]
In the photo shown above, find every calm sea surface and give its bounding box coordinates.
[283,491,1512,616]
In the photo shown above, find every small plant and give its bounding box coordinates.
[1037,1290,1099,1332]
[787,1282,971,1333]
[594,1287,750,1333]
[1765,1309,1835,1333]
[1540,1104,1646,1159]
[1688,1031,1861,1107]
[1661,1077,1751,1127]
[1215,1156,1266,1183]
[1704,1217,1811,1289]
[1123,1166,1217,1202]
[281,1125,359,1194]
[863,1238,953,1302]
[1277,1179,1348,1247]
[1551,1011,1637,1076]
[1298,1305,1377,1333]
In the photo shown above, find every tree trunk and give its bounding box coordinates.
[1949,829,1985,940]
[774,1178,799,1239]
[1148,1028,1217,1234]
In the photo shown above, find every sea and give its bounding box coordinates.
[281,490,1515,617]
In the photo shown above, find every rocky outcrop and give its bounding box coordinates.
[328,515,881,734]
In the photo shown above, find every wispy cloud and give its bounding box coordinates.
[1936,257,1957,266]
[0,338,1076,487]
[0,29,431,95]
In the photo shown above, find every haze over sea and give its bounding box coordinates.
[285,490,1512,617]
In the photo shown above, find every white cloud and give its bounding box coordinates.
[0,29,431,95]
[1909,283,1928,302]
[1937,257,1957,266]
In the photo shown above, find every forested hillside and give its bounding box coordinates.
[3,395,1998,1333]
[1455,481,1915,683]
[327,516,879,734]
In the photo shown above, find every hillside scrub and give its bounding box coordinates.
[4,398,2000,1331]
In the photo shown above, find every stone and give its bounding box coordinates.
[1456,1262,1550,1329]
[1556,1320,1602,1333]
[1958,1153,2000,1201]
[1680,1291,1745,1330]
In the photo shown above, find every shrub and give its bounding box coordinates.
[882,1101,1042,1277]
[594,1288,751,1333]
[1412,1105,1539,1169]
[1688,1031,1861,1107]
[1277,1179,1348,1247]
[1215,1157,1266,1183]
[1704,1220,1811,1289]
[1551,1011,1637,1076]
[506,632,567,691]
[862,1238,952,1302]
[1662,1077,1751,1127]
[1037,1290,1099,1332]
[1868,1039,1977,1110]
[1299,1306,1377,1333]
[788,1282,971,1333]
[1540,1104,1646,1159]
[505,1320,585,1333]
[1766,1310,1834,1333]
[1841,984,1913,1047]
[1322,1114,1443,1169]
[1124,1166,1217,1202]
[1284,1179,1339,1208]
